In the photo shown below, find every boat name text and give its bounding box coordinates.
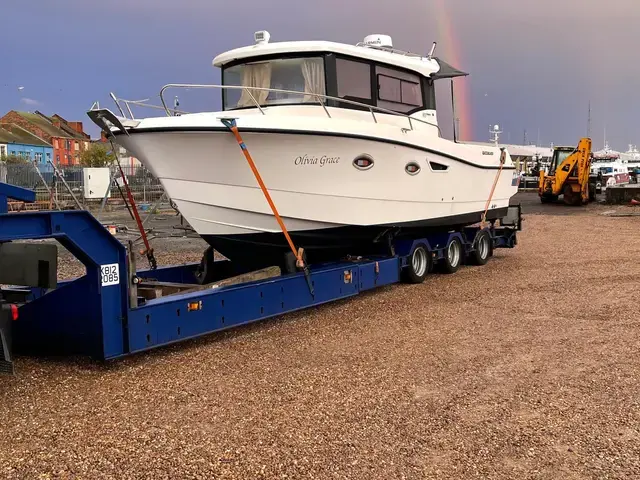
[294,154,341,167]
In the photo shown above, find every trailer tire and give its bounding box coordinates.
[440,237,463,274]
[470,230,491,266]
[194,246,216,285]
[403,243,431,284]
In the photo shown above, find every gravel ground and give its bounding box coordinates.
[2,195,640,479]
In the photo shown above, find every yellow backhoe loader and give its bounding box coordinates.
[538,137,597,205]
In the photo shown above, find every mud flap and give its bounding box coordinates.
[0,306,14,375]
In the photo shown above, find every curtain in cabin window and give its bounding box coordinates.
[301,58,325,103]
[237,63,272,107]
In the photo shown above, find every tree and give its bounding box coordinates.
[0,154,28,164]
[80,143,115,167]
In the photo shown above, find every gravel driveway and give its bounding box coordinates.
[1,195,639,479]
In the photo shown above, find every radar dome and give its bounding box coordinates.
[362,34,393,48]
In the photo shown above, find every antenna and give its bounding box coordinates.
[450,79,458,142]
[173,96,180,117]
[489,124,502,146]
[587,100,592,138]
[427,42,437,60]
[523,129,527,145]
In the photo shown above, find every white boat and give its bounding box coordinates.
[87,32,519,269]
[591,142,630,191]
[623,145,640,173]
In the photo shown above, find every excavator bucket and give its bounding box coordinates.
[0,303,15,375]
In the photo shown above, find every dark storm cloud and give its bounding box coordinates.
[1,0,637,147]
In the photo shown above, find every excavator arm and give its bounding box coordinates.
[539,137,593,205]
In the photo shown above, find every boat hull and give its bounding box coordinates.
[114,124,518,267]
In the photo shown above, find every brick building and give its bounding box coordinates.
[0,111,91,165]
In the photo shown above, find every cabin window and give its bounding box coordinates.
[375,65,423,113]
[223,56,326,109]
[336,58,372,100]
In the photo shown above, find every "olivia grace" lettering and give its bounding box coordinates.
[294,154,340,167]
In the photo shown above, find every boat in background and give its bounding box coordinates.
[591,142,629,191]
[87,31,518,270]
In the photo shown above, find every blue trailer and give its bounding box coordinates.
[0,181,521,374]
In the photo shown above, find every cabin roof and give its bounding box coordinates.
[213,40,468,79]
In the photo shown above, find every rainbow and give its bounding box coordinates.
[433,0,473,140]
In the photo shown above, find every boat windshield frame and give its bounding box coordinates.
[221,55,327,110]
[220,51,436,116]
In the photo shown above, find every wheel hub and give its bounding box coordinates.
[412,247,428,277]
[478,235,489,259]
[447,241,460,267]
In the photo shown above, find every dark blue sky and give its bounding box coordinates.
[1,0,638,149]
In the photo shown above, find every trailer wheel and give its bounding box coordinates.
[194,246,216,285]
[403,243,431,284]
[470,230,491,266]
[440,237,463,274]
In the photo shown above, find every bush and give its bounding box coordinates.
[80,143,115,167]
[0,154,28,164]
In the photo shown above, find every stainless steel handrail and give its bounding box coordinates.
[116,98,190,117]
[156,84,440,133]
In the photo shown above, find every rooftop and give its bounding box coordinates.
[10,111,87,140]
[0,123,51,147]
[212,35,467,79]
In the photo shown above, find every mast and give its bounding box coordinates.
[450,79,458,142]
[587,100,592,138]
[489,124,502,146]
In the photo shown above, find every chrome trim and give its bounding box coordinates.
[353,154,374,171]
[405,161,421,175]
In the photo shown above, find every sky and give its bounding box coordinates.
[1,0,639,150]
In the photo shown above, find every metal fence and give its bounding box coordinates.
[3,162,165,209]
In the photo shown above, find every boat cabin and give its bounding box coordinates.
[213,32,468,117]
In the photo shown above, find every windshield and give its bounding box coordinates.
[549,150,572,174]
[222,56,326,110]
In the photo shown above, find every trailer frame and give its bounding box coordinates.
[0,181,522,372]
